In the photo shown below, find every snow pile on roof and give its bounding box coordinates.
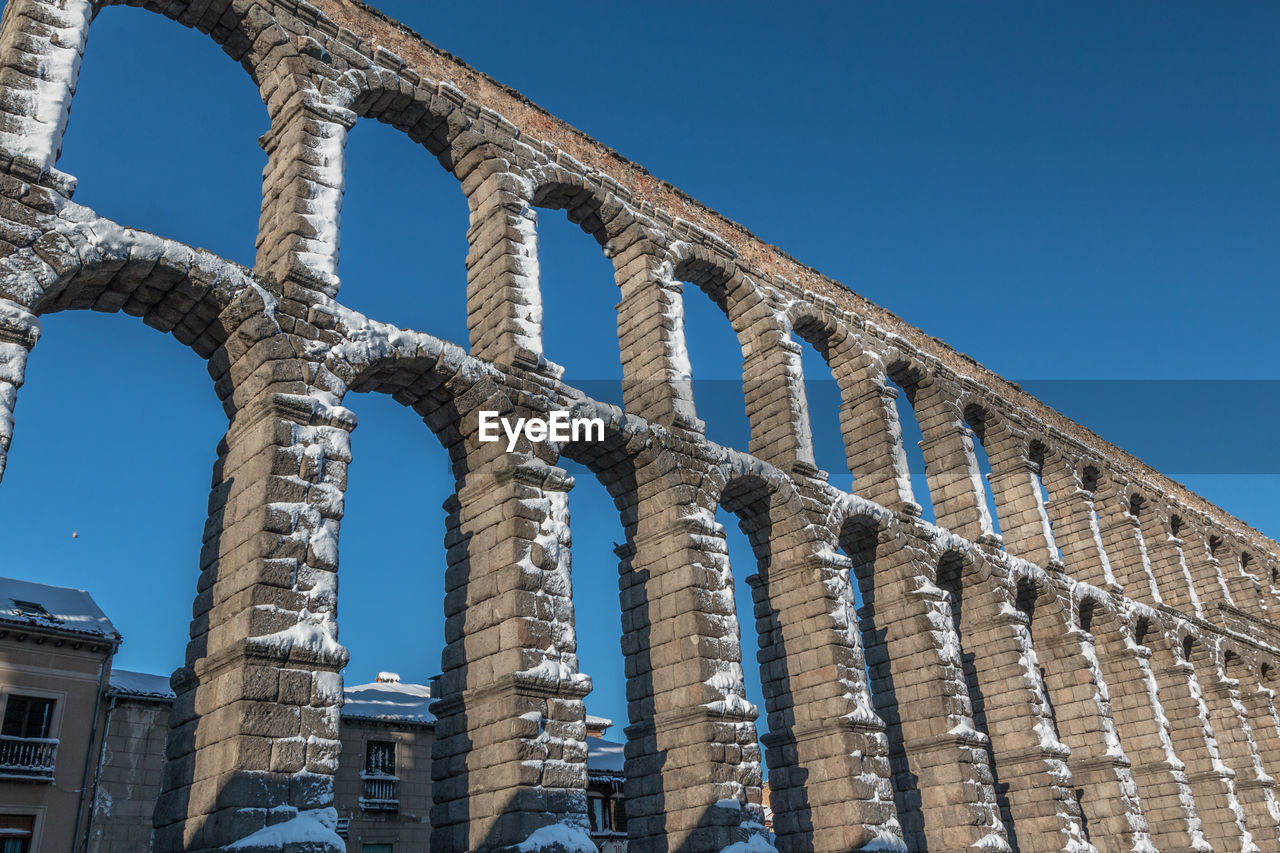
[586,713,612,730]
[108,670,175,700]
[587,737,624,775]
[342,677,434,723]
[0,576,119,640]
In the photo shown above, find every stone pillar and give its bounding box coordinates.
[0,297,38,482]
[841,382,916,511]
[430,450,592,852]
[154,286,353,852]
[843,521,1008,852]
[1030,617,1152,852]
[986,456,1057,565]
[1201,666,1280,852]
[1149,643,1252,853]
[912,379,994,542]
[1265,562,1280,624]
[1241,680,1280,811]
[0,0,91,185]
[1184,530,1233,611]
[1096,492,1162,605]
[756,530,903,853]
[463,168,548,371]
[1039,460,1117,590]
[611,228,700,431]
[936,554,1094,853]
[621,473,768,852]
[1090,628,1208,853]
[1223,550,1268,621]
[256,99,353,297]
[1144,512,1202,617]
[742,329,817,476]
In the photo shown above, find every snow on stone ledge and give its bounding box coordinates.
[226,807,343,850]
[515,822,597,853]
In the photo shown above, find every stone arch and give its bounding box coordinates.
[1033,443,1115,588]
[318,67,529,349]
[1144,622,1254,852]
[1086,466,1161,602]
[507,188,699,431]
[1181,518,1234,610]
[0,0,313,182]
[1012,574,1151,852]
[711,479,906,852]
[1183,632,1280,851]
[1143,502,1203,615]
[962,398,1061,561]
[886,356,996,540]
[88,0,338,293]
[25,223,247,356]
[515,168,643,379]
[673,245,816,474]
[935,545,1094,852]
[336,334,605,850]
[836,511,1010,851]
[528,169,637,246]
[880,347,938,515]
[786,306,915,509]
[1075,596,1208,851]
[783,301,853,478]
[95,0,316,108]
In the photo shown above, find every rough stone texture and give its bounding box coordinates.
[1,1,1279,851]
[90,695,174,853]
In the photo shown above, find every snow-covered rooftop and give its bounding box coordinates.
[587,737,624,775]
[108,669,175,700]
[0,576,119,642]
[342,677,434,724]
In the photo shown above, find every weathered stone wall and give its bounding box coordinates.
[90,695,172,853]
[0,1,1278,851]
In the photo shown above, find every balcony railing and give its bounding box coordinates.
[359,773,399,811]
[0,734,57,781]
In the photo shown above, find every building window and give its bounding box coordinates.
[365,740,395,776]
[1,697,54,740]
[10,601,52,621]
[588,793,610,834]
[0,815,34,853]
[361,845,392,853]
[360,741,399,812]
[0,697,58,781]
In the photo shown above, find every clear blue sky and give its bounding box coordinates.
[1,2,1278,743]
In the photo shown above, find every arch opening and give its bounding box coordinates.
[681,276,750,451]
[339,118,471,347]
[792,319,853,492]
[59,6,267,267]
[962,404,1003,541]
[884,370,935,522]
[935,552,1019,849]
[536,206,625,407]
[1028,440,1062,561]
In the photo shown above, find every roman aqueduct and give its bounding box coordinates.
[2,1,1279,851]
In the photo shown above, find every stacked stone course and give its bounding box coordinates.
[1,1,1279,851]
